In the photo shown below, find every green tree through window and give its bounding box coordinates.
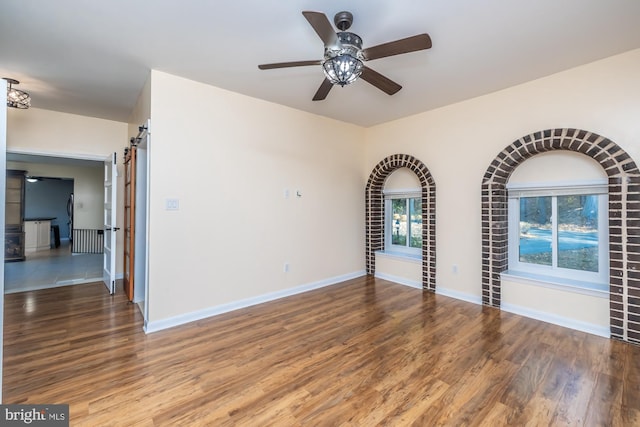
[388,197,422,253]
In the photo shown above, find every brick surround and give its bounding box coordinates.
[366,154,436,291]
[482,128,640,344]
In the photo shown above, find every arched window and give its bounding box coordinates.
[506,152,609,289]
[383,168,422,257]
[365,154,436,291]
[480,128,640,344]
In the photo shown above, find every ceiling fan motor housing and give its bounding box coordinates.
[325,32,363,60]
[334,11,354,31]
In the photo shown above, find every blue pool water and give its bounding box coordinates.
[520,228,597,254]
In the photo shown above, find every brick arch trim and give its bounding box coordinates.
[481,128,640,343]
[366,154,436,291]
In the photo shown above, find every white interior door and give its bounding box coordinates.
[103,152,118,294]
[1,75,8,402]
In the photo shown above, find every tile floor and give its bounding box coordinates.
[4,241,103,294]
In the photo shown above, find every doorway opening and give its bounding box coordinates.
[4,153,104,293]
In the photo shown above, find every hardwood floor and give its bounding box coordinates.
[4,276,640,426]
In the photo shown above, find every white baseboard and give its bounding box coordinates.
[436,286,483,305]
[372,275,485,307]
[96,272,124,280]
[435,287,609,338]
[142,271,610,339]
[501,302,610,338]
[144,270,367,334]
[374,272,422,289]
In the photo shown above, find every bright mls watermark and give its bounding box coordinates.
[1,405,68,426]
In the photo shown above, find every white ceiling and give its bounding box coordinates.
[1,1,640,127]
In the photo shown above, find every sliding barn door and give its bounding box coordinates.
[123,147,136,301]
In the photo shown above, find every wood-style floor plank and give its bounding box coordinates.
[4,276,640,425]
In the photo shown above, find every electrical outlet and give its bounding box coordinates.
[165,198,179,210]
[452,264,458,274]
[283,263,290,273]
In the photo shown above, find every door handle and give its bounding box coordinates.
[105,227,121,232]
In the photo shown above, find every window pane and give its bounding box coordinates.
[409,198,422,248]
[519,196,552,266]
[558,195,598,272]
[392,198,407,246]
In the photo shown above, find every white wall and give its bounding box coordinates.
[128,72,151,138]
[366,49,640,331]
[146,71,365,324]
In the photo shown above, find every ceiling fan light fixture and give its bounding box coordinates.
[322,30,364,87]
[258,10,431,100]
[322,54,363,87]
[3,77,31,109]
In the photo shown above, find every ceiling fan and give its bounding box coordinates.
[258,11,432,101]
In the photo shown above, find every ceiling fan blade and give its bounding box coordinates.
[258,60,322,70]
[302,11,342,51]
[312,78,333,101]
[361,34,432,61]
[360,66,402,95]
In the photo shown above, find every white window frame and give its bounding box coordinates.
[383,189,422,257]
[507,179,608,286]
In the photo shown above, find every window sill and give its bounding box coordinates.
[501,270,608,299]
[375,250,422,263]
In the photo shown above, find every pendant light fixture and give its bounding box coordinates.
[3,77,31,109]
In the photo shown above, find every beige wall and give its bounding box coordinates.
[509,151,606,184]
[146,71,365,323]
[365,48,640,331]
[7,108,127,159]
[384,167,421,190]
[5,49,639,335]
[6,107,128,273]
